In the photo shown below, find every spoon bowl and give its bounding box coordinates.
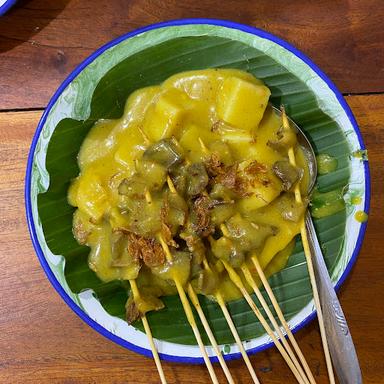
[271,105,317,193]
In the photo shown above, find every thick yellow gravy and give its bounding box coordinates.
[68,69,308,309]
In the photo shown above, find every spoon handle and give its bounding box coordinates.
[305,212,362,384]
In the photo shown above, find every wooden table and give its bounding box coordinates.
[0,1,383,383]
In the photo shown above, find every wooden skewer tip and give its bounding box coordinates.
[129,280,167,384]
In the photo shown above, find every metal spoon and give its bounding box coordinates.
[272,106,363,384]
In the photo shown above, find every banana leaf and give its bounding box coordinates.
[36,33,350,346]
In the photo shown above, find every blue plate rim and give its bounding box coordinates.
[25,18,371,364]
[0,0,17,16]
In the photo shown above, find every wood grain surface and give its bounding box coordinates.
[1,0,384,110]
[0,96,383,383]
[1,1,383,383]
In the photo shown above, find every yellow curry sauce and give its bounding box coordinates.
[68,69,308,320]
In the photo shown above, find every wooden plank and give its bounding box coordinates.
[0,0,383,110]
[0,95,382,383]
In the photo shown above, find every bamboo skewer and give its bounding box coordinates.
[137,122,322,383]
[127,100,323,382]
[219,256,306,384]
[138,131,223,383]
[157,235,219,384]
[282,106,335,384]
[166,175,259,383]
[215,293,260,384]
[187,284,235,384]
[197,136,313,382]
[204,261,260,384]
[197,135,311,382]
[167,175,235,383]
[129,279,167,384]
[144,185,219,384]
[125,159,166,383]
[241,263,312,384]
[250,255,316,384]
